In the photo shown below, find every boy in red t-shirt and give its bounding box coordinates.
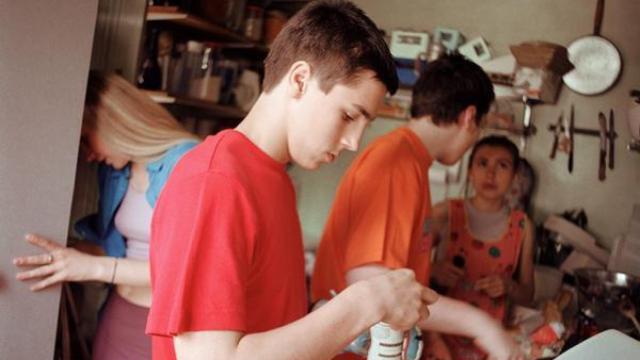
[146,1,438,359]
[311,54,524,359]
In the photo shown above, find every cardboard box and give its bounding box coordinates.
[510,41,573,104]
[510,41,573,75]
[513,66,563,103]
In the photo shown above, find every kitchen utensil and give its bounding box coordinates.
[598,112,607,181]
[619,296,640,335]
[550,112,563,159]
[521,95,540,135]
[574,268,640,336]
[568,104,575,172]
[563,0,622,95]
[608,109,615,168]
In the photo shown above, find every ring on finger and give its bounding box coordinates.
[47,254,54,264]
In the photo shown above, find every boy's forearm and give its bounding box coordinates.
[417,295,497,338]
[235,281,381,360]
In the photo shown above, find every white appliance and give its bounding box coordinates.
[555,330,640,360]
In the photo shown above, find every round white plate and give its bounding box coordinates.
[563,35,621,96]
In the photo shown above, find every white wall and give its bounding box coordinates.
[290,0,640,250]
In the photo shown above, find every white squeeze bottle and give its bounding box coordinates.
[367,322,404,360]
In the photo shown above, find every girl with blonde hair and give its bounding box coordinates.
[13,71,199,359]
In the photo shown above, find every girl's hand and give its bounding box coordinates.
[474,275,510,298]
[13,234,104,291]
[431,262,465,288]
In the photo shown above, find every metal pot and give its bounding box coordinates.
[574,268,640,337]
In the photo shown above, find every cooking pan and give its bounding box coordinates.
[563,0,622,95]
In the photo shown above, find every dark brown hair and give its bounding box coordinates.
[467,135,520,173]
[262,0,398,95]
[410,53,494,125]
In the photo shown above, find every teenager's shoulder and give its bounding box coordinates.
[177,130,247,170]
[358,128,423,167]
[169,130,287,190]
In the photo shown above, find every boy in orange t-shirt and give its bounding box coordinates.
[311,54,523,360]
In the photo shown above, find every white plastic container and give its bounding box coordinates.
[367,323,403,360]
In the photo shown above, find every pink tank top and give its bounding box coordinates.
[114,184,153,260]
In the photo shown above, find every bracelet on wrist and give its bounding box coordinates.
[110,257,118,284]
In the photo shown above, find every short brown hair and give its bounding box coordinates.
[411,54,494,125]
[262,0,398,95]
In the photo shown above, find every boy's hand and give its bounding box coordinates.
[431,261,464,288]
[474,320,525,360]
[474,275,510,298]
[366,269,439,331]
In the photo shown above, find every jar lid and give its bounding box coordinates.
[187,40,204,52]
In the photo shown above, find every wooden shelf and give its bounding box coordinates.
[144,90,247,120]
[146,5,268,52]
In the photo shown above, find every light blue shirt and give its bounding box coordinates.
[75,141,198,257]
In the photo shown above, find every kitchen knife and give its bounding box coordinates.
[598,112,607,181]
[568,105,574,173]
[550,113,563,159]
[609,109,614,170]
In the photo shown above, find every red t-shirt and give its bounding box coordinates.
[146,130,308,360]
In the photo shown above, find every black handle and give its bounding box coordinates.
[599,151,606,180]
[550,136,559,159]
[598,112,607,181]
[568,106,575,173]
[594,0,605,36]
[609,109,615,169]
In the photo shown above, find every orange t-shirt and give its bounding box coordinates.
[311,127,434,303]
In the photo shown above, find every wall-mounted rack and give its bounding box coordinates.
[548,105,617,181]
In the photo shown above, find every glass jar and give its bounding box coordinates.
[188,43,222,102]
[243,5,264,42]
[169,41,222,102]
[168,40,203,97]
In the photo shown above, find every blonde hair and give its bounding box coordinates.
[83,72,199,163]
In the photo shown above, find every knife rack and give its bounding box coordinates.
[548,109,617,181]
[548,125,617,138]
